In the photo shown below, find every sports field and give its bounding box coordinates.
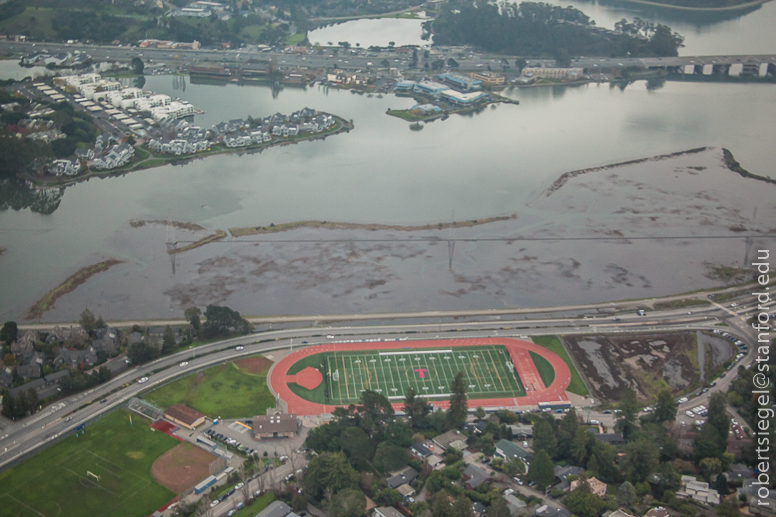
[0,410,176,517]
[319,345,526,405]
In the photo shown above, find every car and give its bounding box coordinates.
[522,441,528,448]
[678,397,689,403]
[326,335,335,339]
[236,345,244,350]
[235,482,244,490]
[255,490,262,497]
[602,409,612,414]
[637,309,646,316]
[210,500,220,508]
[228,511,236,516]
[64,416,72,422]
[686,411,695,417]
[702,388,710,393]
[100,398,107,403]
[138,377,149,384]
[528,481,536,487]
[179,361,188,367]
[504,489,514,496]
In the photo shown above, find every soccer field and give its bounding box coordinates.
[324,345,526,404]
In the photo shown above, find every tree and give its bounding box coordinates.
[619,387,638,423]
[716,472,729,496]
[447,57,459,68]
[184,306,201,334]
[302,452,359,500]
[452,494,473,517]
[474,406,486,420]
[707,392,729,443]
[0,321,17,344]
[533,417,558,459]
[80,308,97,332]
[432,490,454,517]
[488,497,510,517]
[527,450,555,490]
[694,422,726,463]
[717,495,743,517]
[621,439,659,483]
[616,481,636,507]
[162,325,176,354]
[131,57,144,75]
[331,488,365,517]
[202,305,250,337]
[447,372,468,429]
[566,480,605,517]
[339,426,373,467]
[503,457,526,477]
[699,457,722,480]
[374,442,408,472]
[654,388,677,422]
[405,387,431,428]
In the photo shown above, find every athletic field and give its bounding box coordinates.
[323,345,526,405]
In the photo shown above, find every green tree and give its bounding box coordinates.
[131,57,144,75]
[566,480,605,517]
[303,452,359,500]
[528,450,555,490]
[184,306,201,334]
[447,371,468,430]
[699,457,722,480]
[654,388,677,422]
[374,442,408,472]
[80,308,97,332]
[569,425,592,466]
[503,457,526,476]
[474,406,486,420]
[619,387,638,423]
[488,497,510,517]
[162,325,176,354]
[707,392,729,443]
[716,473,729,496]
[533,417,558,459]
[717,495,742,517]
[202,305,250,337]
[432,490,454,517]
[557,407,581,460]
[616,481,636,507]
[621,439,659,483]
[331,488,366,517]
[339,426,374,466]
[404,387,431,428]
[447,57,459,68]
[0,321,18,344]
[452,494,473,517]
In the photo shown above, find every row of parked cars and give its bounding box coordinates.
[204,428,259,456]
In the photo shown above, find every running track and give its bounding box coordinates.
[268,338,571,415]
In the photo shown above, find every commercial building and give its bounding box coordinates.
[256,501,292,517]
[439,89,488,107]
[522,67,584,80]
[252,413,298,440]
[413,80,449,98]
[469,71,505,87]
[164,404,206,429]
[437,72,482,91]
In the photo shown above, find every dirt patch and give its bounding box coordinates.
[151,442,218,494]
[563,332,698,402]
[235,356,273,375]
[130,219,206,231]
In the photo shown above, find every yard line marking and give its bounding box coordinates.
[340,353,350,402]
[487,348,507,393]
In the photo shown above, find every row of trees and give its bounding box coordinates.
[431,1,684,58]
[1,386,38,419]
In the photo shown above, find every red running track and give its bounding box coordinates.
[269,338,571,416]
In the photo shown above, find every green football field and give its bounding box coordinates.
[322,345,526,404]
[0,410,176,517]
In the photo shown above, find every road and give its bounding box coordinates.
[2,40,775,76]
[2,285,770,471]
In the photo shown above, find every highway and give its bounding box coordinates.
[2,40,775,76]
[1,285,770,474]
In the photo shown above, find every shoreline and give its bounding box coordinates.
[24,114,353,188]
[228,215,515,237]
[25,259,125,319]
[603,0,771,11]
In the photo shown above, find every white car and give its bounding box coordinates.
[210,500,220,508]
[503,489,514,496]
[138,377,149,384]
[179,361,188,367]
[235,482,244,490]
[236,345,244,350]
[678,397,689,404]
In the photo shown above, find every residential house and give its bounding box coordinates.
[508,423,534,440]
[0,367,13,388]
[463,421,487,434]
[569,477,607,498]
[374,508,404,517]
[738,479,776,515]
[504,494,527,516]
[410,440,436,458]
[472,502,486,516]
[255,501,292,517]
[586,428,625,445]
[553,466,583,491]
[433,429,466,451]
[495,439,532,464]
[603,511,636,517]
[9,378,46,398]
[386,466,419,489]
[725,464,755,482]
[10,339,34,358]
[463,464,489,490]
[643,508,669,517]
[534,505,571,517]
[397,485,415,498]
[16,362,41,380]
[677,475,720,505]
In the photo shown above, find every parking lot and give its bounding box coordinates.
[200,419,310,459]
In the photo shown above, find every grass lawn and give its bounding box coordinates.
[143,357,275,419]
[529,351,555,388]
[0,410,176,517]
[285,33,306,45]
[0,8,58,41]
[531,336,589,396]
[235,492,275,517]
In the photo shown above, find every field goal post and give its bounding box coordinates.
[87,471,101,482]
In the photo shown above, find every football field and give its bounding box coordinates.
[325,345,526,404]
